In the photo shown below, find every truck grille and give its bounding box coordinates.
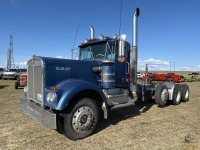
[27,58,43,105]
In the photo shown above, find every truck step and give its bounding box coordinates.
[110,102,135,111]
[106,93,127,99]
[103,88,129,102]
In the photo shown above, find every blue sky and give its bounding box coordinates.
[0,0,199,71]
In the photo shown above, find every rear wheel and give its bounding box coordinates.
[14,82,18,89]
[155,84,169,106]
[172,84,181,105]
[15,75,18,80]
[181,84,189,102]
[63,98,99,140]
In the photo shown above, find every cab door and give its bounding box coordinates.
[114,44,129,88]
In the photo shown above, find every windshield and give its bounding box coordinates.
[79,41,118,61]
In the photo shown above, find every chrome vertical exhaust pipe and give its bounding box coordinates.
[89,25,95,39]
[130,8,140,98]
[133,8,140,47]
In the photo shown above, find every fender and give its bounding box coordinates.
[55,79,107,110]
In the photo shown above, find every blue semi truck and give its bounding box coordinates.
[20,8,189,140]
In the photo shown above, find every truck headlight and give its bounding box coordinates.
[47,92,57,103]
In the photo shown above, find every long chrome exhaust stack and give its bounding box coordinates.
[133,8,140,47]
[89,25,95,39]
[130,8,140,100]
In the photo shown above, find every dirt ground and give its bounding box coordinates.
[0,79,200,150]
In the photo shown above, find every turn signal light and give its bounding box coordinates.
[50,86,59,91]
[120,57,125,62]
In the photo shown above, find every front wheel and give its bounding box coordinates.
[63,98,99,140]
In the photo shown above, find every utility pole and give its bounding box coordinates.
[169,62,176,73]
[7,33,15,69]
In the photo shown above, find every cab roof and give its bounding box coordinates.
[79,37,117,48]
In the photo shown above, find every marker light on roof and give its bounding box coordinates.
[120,34,126,40]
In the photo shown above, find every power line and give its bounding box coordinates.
[169,62,176,73]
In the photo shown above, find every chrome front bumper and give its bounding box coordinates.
[20,98,57,129]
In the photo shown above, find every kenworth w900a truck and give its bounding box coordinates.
[20,8,189,140]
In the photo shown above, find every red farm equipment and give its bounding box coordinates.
[15,72,27,89]
[141,72,185,83]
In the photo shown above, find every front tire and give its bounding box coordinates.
[56,115,64,134]
[63,98,99,140]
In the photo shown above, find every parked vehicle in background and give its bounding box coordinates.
[137,72,143,79]
[15,72,28,89]
[0,68,5,79]
[2,68,27,80]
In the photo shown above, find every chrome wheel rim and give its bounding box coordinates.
[72,106,94,132]
[161,89,169,102]
[185,89,189,99]
[176,91,181,102]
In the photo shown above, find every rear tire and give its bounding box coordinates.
[15,82,18,89]
[15,75,18,80]
[155,84,169,106]
[181,84,189,102]
[63,98,99,140]
[172,84,181,105]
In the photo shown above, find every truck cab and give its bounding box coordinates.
[78,35,130,88]
[20,30,136,141]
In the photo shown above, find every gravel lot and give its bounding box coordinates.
[0,79,199,150]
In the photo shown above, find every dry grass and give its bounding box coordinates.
[0,79,200,150]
